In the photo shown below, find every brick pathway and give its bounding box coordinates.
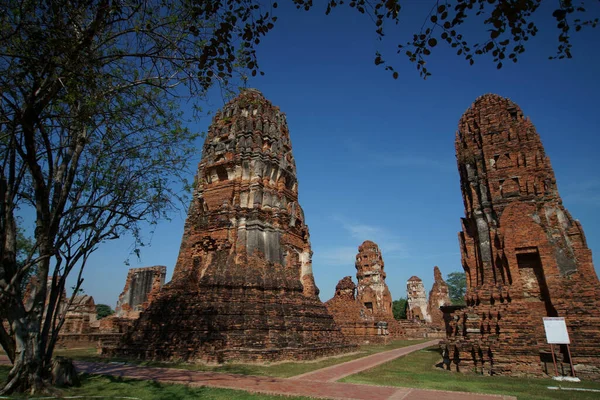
[290,339,440,382]
[2,344,516,399]
[75,361,514,400]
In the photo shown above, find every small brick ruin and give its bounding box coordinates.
[427,266,451,328]
[355,241,394,318]
[406,276,430,322]
[325,276,391,343]
[110,89,353,362]
[99,266,166,333]
[62,295,98,334]
[325,241,403,343]
[442,94,600,379]
[115,266,166,319]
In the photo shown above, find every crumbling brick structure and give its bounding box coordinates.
[427,266,451,328]
[97,266,167,334]
[406,276,430,322]
[115,266,166,319]
[443,94,600,379]
[62,295,97,334]
[355,240,393,319]
[325,276,394,343]
[110,89,353,362]
[325,241,404,343]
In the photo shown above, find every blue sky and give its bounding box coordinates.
[77,2,600,307]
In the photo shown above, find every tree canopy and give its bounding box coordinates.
[95,304,114,320]
[447,272,467,305]
[392,298,407,320]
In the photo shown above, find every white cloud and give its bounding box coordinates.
[330,215,410,258]
[313,246,357,266]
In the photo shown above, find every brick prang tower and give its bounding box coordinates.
[355,240,393,319]
[443,93,600,379]
[111,89,353,362]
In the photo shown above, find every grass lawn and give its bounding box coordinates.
[341,346,600,400]
[55,339,428,378]
[0,365,309,400]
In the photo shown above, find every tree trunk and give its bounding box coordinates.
[51,356,79,387]
[0,318,47,395]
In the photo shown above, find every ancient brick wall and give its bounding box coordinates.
[406,276,430,322]
[111,89,353,362]
[443,94,600,379]
[427,266,451,328]
[115,266,166,319]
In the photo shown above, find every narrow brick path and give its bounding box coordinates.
[75,361,514,400]
[2,345,516,399]
[290,339,439,382]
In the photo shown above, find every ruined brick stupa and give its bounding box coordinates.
[427,266,451,328]
[112,89,352,362]
[355,240,393,318]
[406,276,430,322]
[325,241,402,343]
[443,94,600,378]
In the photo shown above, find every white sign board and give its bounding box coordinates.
[543,317,571,344]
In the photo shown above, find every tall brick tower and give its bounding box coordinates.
[443,94,600,378]
[355,240,393,319]
[112,89,352,362]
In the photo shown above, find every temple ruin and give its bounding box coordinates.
[325,241,402,343]
[99,266,166,333]
[355,240,393,318]
[427,266,451,328]
[406,276,430,322]
[443,94,600,379]
[324,276,390,343]
[109,89,353,362]
[115,266,166,319]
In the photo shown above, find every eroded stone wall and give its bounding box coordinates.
[443,94,600,379]
[110,89,353,362]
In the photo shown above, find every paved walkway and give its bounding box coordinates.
[291,339,439,382]
[75,360,514,400]
[2,343,516,399]
[75,339,515,400]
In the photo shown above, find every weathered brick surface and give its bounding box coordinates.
[407,276,430,322]
[355,241,393,319]
[443,94,600,379]
[62,295,97,334]
[325,242,410,343]
[427,266,451,328]
[109,89,354,362]
[26,277,99,336]
[115,266,166,319]
[325,276,399,343]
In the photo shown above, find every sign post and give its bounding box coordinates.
[543,317,576,378]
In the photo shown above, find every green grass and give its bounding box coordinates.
[56,339,428,378]
[0,365,309,399]
[341,346,600,400]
